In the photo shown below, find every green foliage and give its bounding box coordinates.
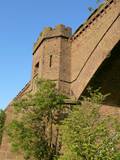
[82,87,108,104]
[7,79,65,160]
[0,109,6,145]
[6,82,120,160]
[88,0,108,12]
[58,90,120,160]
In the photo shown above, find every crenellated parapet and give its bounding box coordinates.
[72,0,117,41]
[33,24,72,54]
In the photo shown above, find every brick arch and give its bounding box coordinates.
[81,40,120,107]
[70,1,120,99]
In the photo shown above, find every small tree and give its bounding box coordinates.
[7,79,65,160]
[58,89,120,160]
[0,109,6,145]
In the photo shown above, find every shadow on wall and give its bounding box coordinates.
[82,40,120,107]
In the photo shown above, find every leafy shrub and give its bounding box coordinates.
[58,89,120,160]
[7,79,65,160]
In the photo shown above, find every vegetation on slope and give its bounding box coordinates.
[7,79,66,160]
[7,80,120,160]
[0,109,6,145]
[58,89,120,160]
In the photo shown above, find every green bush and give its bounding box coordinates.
[58,90,120,160]
[7,82,120,160]
[7,79,65,160]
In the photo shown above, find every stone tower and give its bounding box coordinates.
[32,24,72,95]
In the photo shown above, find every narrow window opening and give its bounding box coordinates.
[35,62,39,68]
[49,55,52,67]
[34,62,39,75]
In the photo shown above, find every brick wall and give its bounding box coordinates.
[70,0,120,99]
[0,106,24,160]
[0,83,31,160]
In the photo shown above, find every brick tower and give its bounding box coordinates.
[32,24,72,95]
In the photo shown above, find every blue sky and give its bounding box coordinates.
[0,0,103,109]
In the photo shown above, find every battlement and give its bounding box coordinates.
[72,0,115,40]
[33,24,72,54]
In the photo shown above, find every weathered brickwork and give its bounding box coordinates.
[32,24,72,93]
[0,0,120,159]
[0,83,32,160]
[70,0,120,99]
